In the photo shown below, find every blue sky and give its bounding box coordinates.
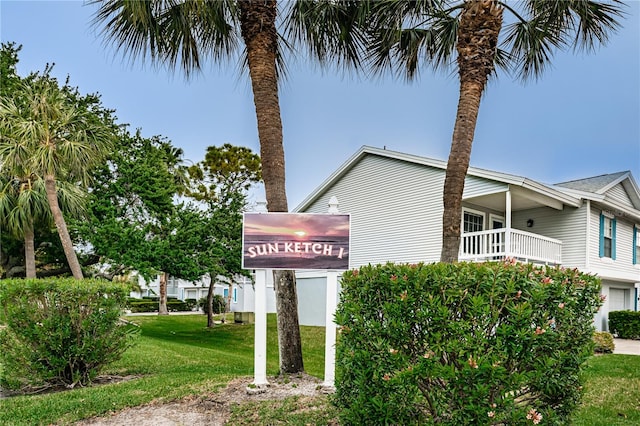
[2,1,639,209]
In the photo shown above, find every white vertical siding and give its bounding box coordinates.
[301,154,445,267]
[606,183,635,208]
[511,204,586,268]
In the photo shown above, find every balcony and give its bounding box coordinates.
[459,228,562,265]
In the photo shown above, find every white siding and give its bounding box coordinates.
[588,204,640,282]
[301,154,445,266]
[463,177,508,198]
[596,280,637,331]
[605,183,635,208]
[511,204,587,268]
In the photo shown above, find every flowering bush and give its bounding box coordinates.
[0,278,138,391]
[333,261,602,425]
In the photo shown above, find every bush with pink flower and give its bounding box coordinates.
[333,261,602,425]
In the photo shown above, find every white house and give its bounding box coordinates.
[134,273,276,314]
[292,145,640,331]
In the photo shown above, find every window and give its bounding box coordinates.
[463,209,485,255]
[223,288,229,299]
[232,287,238,304]
[463,210,484,233]
[599,213,616,259]
[634,225,640,265]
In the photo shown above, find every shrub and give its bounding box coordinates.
[198,294,226,315]
[126,299,192,313]
[0,278,139,391]
[184,298,198,311]
[593,331,615,353]
[334,261,603,425]
[609,310,640,339]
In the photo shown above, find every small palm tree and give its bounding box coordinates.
[365,0,625,262]
[0,173,86,278]
[0,75,114,278]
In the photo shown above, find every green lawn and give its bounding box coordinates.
[0,313,326,425]
[0,314,638,425]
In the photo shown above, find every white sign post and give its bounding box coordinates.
[323,270,338,389]
[323,196,341,389]
[252,268,269,388]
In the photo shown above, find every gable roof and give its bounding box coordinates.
[295,145,582,212]
[554,171,640,216]
[555,171,629,194]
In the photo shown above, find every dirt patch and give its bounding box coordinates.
[75,374,332,426]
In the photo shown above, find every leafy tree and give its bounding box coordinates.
[89,0,365,373]
[363,0,625,262]
[0,65,116,278]
[0,42,22,97]
[78,131,188,314]
[187,143,262,327]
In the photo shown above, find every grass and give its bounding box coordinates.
[0,313,326,426]
[1,314,639,425]
[572,354,640,425]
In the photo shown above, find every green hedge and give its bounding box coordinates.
[0,278,139,391]
[609,310,640,339]
[334,261,602,425]
[127,300,193,313]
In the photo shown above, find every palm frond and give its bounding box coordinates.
[505,0,625,80]
[284,0,371,72]
[91,0,240,78]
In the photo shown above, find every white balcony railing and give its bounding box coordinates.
[459,228,562,265]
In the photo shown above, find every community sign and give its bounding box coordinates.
[242,213,350,270]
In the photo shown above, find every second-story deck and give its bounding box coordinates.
[459,228,562,265]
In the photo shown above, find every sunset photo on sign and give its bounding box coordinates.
[242,213,350,270]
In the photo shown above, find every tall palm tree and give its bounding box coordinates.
[365,0,625,262]
[90,0,368,373]
[0,76,113,278]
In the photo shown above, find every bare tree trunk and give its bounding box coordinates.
[44,176,83,279]
[24,222,36,278]
[440,0,503,263]
[159,271,169,315]
[206,280,215,328]
[239,0,304,374]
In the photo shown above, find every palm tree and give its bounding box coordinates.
[90,0,367,373]
[365,0,625,262]
[0,173,86,278]
[0,75,114,278]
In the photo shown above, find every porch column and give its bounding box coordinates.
[505,189,512,258]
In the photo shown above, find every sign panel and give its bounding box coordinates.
[242,213,350,270]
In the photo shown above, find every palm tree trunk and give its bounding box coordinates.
[239,0,304,374]
[24,221,36,278]
[44,176,84,279]
[159,271,169,315]
[440,0,503,263]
